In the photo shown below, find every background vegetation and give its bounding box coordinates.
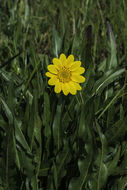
[0,0,127,189]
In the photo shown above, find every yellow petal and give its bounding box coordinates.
[71,74,85,83]
[70,61,81,70]
[62,83,69,96]
[52,58,62,69]
[54,81,62,93]
[48,76,58,86]
[48,65,58,74]
[67,54,74,64]
[72,67,85,74]
[60,54,66,63]
[68,81,77,95]
[74,82,82,91]
[45,72,55,78]
[62,60,68,67]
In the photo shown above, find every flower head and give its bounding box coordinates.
[46,53,85,95]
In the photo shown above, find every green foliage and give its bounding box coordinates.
[0,0,127,189]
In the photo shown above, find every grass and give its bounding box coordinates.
[0,0,127,190]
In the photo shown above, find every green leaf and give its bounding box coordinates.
[96,121,108,190]
[52,27,62,57]
[43,92,51,136]
[78,105,86,138]
[53,101,62,151]
[93,68,125,95]
[14,119,31,152]
[107,21,117,69]
[107,146,121,176]
[0,97,13,125]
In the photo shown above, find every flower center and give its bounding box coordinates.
[58,67,71,82]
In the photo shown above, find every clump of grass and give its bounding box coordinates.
[0,0,127,190]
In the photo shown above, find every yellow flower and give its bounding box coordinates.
[45,53,85,95]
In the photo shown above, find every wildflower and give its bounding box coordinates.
[46,53,85,95]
